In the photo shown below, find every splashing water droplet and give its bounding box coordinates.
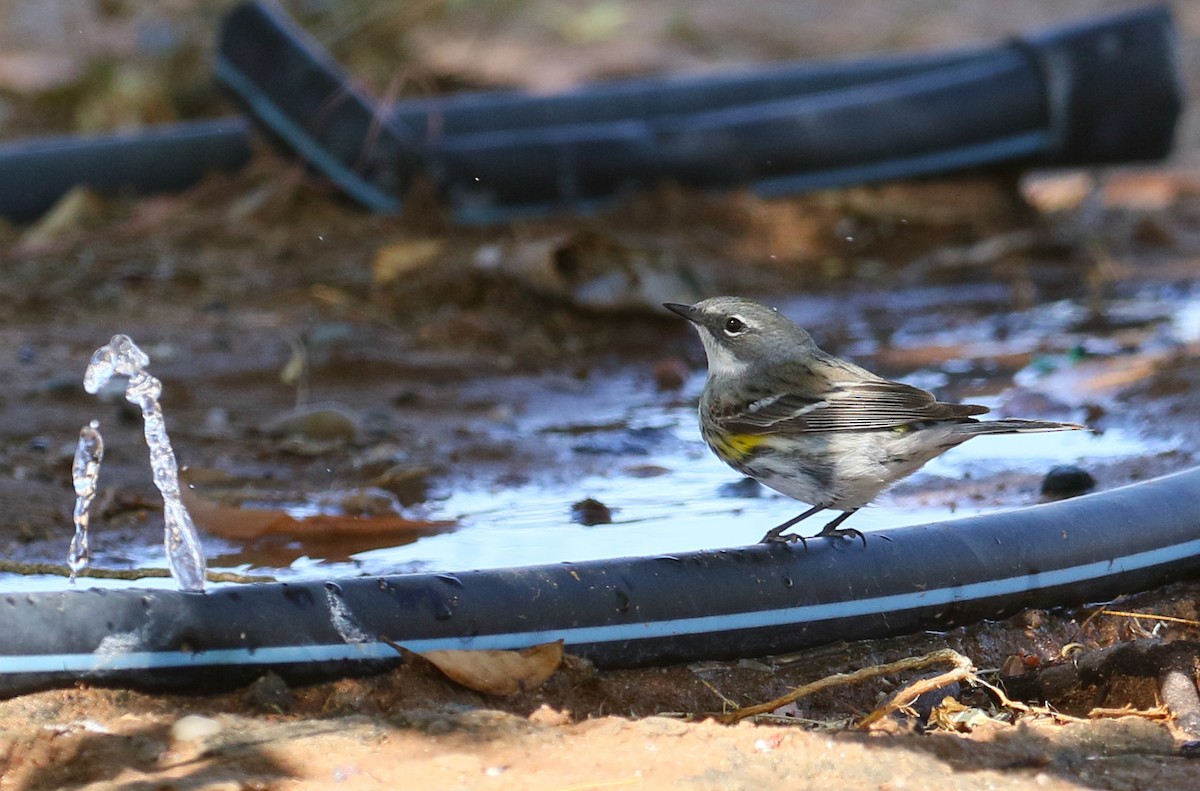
[84,334,150,394]
[68,420,104,582]
[83,334,206,591]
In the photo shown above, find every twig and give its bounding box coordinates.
[694,676,741,712]
[1088,705,1170,720]
[0,559,274,584]
[1099,610,1200,629]
[748,713,854,730]
[1077,603,1110,632]
[717,648,971,725]
[971,673,1087,723]
[856,651,975,729]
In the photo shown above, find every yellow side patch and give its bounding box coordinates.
[710,432,768,461]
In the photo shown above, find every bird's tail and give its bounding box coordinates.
[962,418,1088,435]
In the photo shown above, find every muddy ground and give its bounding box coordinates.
[5,0,1200,788]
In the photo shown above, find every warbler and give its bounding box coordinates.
[664,296,1086,547]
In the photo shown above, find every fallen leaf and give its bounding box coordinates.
[419,641,565,696]
[182,487,294,540]
[373,239,444,285]
[557,0,629,44]
[18,186,104,251]
[180,484,454,541]
[279,346,306,388]
[475,230,706,313]
[0,52,83,94]
[927,696,1005,732]
[263,404,360,442]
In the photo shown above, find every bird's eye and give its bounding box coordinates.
[723,316,748,336]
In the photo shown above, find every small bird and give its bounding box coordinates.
[664,296,1086,547]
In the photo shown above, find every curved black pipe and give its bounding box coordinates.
[215,3,1181,221]
[2,465,1199,698]
[0,118,253,222]
[386,52,992,139]
[430,52,1049,206]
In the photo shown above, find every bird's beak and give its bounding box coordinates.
[663,303,700,323]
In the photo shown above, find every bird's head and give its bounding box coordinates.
[663,296,815,380]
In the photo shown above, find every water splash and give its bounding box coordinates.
[68,420,104,582]
[85,334,207,591]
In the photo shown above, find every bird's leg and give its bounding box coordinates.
[815,509,866,548]
[759,504,826,547]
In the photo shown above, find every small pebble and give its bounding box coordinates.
[243,671,293,713]
[652,358,690,391]
[754,736,781,754]
[1041,464,1096,499]
[718,478,761,498]
[623,464,670,478]
[1134,215,1175,247]
[571,498,613,526]
[528,704,571,727]
[203,407,233,436]
[171,714,222,743]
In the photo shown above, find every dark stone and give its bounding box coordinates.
[718,478,762,498]
[243,671,293,713]
[570,498,613,526]
[1041,464,1096,499]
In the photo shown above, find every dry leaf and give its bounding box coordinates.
[263,404,360,442]
[18,186,103,251]
[373,239,444,285]
[279,347,306,388]
[475,231,705,313]
[180,484,454,541]
[0,52,82,94]
[420,641,565,696]
[927,696,1005,732]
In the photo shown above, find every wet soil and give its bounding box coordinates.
[5,0,1200,788]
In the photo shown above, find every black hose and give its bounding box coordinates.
[215,3,1181,222]
[2,465,1199,698]
[386,52,993,138]
[0,118,253,222]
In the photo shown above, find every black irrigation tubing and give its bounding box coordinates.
[214,2,1181,222]
[0,118,253,222]
[0,6,1179,224]
[2,465,1200,698]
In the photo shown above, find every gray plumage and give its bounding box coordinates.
[665,296,1087,546]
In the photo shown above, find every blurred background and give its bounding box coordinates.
[0,1,1195,155]
[2,0,1199,583]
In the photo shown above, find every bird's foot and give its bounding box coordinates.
[759,531,809,550]
[817,525,867,548]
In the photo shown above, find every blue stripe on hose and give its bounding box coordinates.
[452,131,1051,224]
[213,58,400,214]
[753,130,1050,197]
[3,535,1198,676]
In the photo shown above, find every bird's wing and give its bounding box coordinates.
[714,379,989,434]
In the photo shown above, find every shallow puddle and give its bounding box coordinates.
[1,280,1197,592]
[347,424,1150,577]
